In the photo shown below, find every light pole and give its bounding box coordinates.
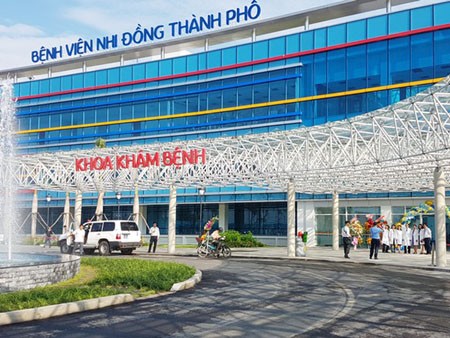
[198,187,205,235]
[116,192,122,219]
[46,193,51,227]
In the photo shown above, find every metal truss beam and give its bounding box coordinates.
[14,75,450,194]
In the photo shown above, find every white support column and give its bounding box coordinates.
[287,179,296,257]
[63,192,71,230]
[305,16,310,30]
[31,190,38,238]
[434,167,447,268]
[168,185,177,254]
[386,0,392,13]
[133,186,140,223]
[161,47,165,59]
[74,190,83,228]
[332,192,339,251]
[205,39,209,51]
[252,28,256,42]
[95,191,104,220]
[219,203,229,231]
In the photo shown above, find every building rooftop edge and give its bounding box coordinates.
[0,0,421,78]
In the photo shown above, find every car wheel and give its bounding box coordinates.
[98,241,110,256]
[60,240,69,254]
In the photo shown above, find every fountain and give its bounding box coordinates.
[0,78,15,261]
[0,79,79,292]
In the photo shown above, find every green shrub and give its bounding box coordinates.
[222,230,265,248]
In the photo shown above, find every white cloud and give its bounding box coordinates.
[0,23,44,38]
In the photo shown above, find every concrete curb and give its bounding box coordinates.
[0,269,203,326]
[171,269,202,291]
[0,294,135,326]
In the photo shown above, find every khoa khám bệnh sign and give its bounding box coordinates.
[75,148,206,172]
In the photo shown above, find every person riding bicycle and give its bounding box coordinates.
[210,227,223,254]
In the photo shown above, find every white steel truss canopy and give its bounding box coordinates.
[14,75,450,194]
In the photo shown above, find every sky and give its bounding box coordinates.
[0,0,343,71]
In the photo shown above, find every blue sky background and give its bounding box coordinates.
[0,0,438,71]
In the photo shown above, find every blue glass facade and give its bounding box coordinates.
[14,2,450,236]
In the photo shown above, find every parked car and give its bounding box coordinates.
[58,220,141,255]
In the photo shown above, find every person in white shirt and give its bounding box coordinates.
[341,221,351,259]
[403,224,411,254]
[73,224,85,256]
[389,226,395,253]
[382,224,391,253]
[395,225,403,253]
[423,223,432,254]
[419,224,426,254]
[148,222,160,253]
[411,224,420,254]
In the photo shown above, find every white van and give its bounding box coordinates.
[59,220,141,255]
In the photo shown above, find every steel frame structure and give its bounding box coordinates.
[13,75,450,194]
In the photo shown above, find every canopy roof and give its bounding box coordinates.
[14,75,450,194]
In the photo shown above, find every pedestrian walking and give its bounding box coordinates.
[423,223,432,254]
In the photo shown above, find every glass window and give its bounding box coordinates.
[327,49,346,93]
[411,33,433,81]
[411,6,432,30]
[253,83,269,104]
[367,41,388,87]
[222,47,237,66]
[314,28,327,48]
[237,44,252,63]
[347,45,367,90]
[207,50,221,68]
[368,15,387,38]
[389,11,410,34]
[434,30,450,78]
[96,70,107,85]
[103,222,115,231]
[238,86,253,105]
[173,98,186,114]
[269,37,285,57]
[207,92,222,109]
[159,59,172,76]
[434,2,450,25]
[72,74,83,89]
[347,20,366,42]
[286,33,300,54]
[328,24,346,46]
[222,88,237,108]
[367,91,388,111]
[347,93,366,116]
[132,64,145,80]
[187,95,198,112]
[301,31,314,51]
[120,66,132,82]
[186,55,198,72]
[145,62,159,78]
[253,40,268,60]
[173,57,186,74]
[389,37,410,84]
[270,80,286,101]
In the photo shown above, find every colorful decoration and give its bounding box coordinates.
[203,216,219,231]
[400,201,450,224]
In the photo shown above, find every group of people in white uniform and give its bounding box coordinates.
[380,223,433,255]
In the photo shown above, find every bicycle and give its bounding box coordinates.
[197,236,231,258]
